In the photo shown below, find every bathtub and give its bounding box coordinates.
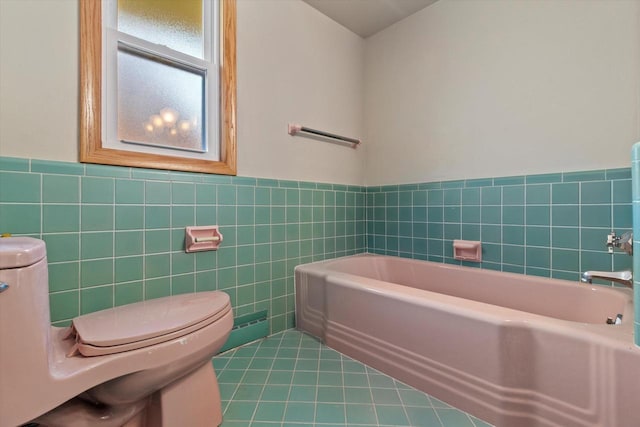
[295,254,640,427]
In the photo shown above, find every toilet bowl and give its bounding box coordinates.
[0,237,233,427]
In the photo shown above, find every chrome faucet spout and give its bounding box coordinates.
[580,270,633,288]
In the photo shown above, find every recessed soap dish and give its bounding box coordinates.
[453,240,481,262]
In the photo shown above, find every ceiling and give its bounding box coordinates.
[302,0,438,38]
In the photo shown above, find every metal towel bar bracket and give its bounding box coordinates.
[288,123,361,148]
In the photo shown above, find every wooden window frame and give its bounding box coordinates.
[79,0,237,175]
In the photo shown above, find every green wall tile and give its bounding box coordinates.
[81,205,113,231]
[172,205,195,227]
[581,228,610,251]
[0,157,29,171]
[613,204,632,228]
[428,190,443,205]
[526,226,550,247]
[551,205,579,227]
[48,262,79,292]
[581,205,611,228]
[132,169,170,181]
[145,277,171,299]
[218,185,236,205]
[168,171,201,183]
[493,176,525,186]
[81,286,113,314]
[145,181,171,204]
[526,247,550,269]
[43,205,80,232]
[81,232,113,259]
[145,253,170,278]
[461,188,480,205]
[551,183,579,204]
[115,179,144,204]
[581,181,611,204]
[86,164,130,178]
[195,250,216,271]
[50,291,79,321]
[172,274,195,294]
[43,175,79,203]
[465,178,493,188]
[481,206,501,224]
[526,184,550,204]
[502,226,524,245]
[171,182,195,204]
[563,170,605,182]
[32,159,84,175]
[115,205,144,230]
[606,168,631,180]
[481,225,500,243]
[144,230,171,254]
[502,206,523,225]
[613,180,632,203]
[80,259,114,287]
[503,185,524,205]
[525,206,550,226]
[172,251,194,274]
[442,180,465,189]
[461,206,480,223]
[0,172,40,202]
[552,249,579,271]
[218,206,236,225]
[551,227,579,249]
[42,234,79,262]
[115,231,143,256]
[481,187,501,205]
[145,206,170,229]
[196,184,216,204]
[115,281,143,305]
[503,245,524,265]
[82,177,114,204]
[0,204,40,234]
[196,270,217,291]
[581,250,612,272]
[526,173,562,184]
[115,256,143,283]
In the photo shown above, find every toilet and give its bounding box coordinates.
[0,237,234,427]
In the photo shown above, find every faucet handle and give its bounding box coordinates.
[606,232,618,253]
[606,231,633,256]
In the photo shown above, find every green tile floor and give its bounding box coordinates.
[213,330,492,427]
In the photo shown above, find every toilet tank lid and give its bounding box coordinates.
[0,237,46,269]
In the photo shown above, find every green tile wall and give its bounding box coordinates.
[0,157,366,332]
[631,143,640,346]
[366,168,633,282]
[0,156,632,335]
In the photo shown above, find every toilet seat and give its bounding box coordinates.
[66,291,231,357]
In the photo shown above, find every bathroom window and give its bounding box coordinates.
[80,0,237,175]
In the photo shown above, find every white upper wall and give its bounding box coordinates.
[236,0,365,183]
[364,0,640,185]
[0,0,366,185]
[2,0,639,187]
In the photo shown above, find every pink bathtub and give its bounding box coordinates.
[295,254,640,427]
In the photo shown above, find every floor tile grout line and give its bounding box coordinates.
[217,330,493,427]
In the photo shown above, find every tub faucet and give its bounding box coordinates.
[580,270,633,288]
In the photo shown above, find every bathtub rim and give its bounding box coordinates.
[295,253,636,347]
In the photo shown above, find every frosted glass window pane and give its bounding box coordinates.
[117,49,205,153]
[118,0,203,58]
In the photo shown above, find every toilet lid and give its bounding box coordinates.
[67,291,231,357]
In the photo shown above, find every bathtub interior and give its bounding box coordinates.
[319,254,631,324]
